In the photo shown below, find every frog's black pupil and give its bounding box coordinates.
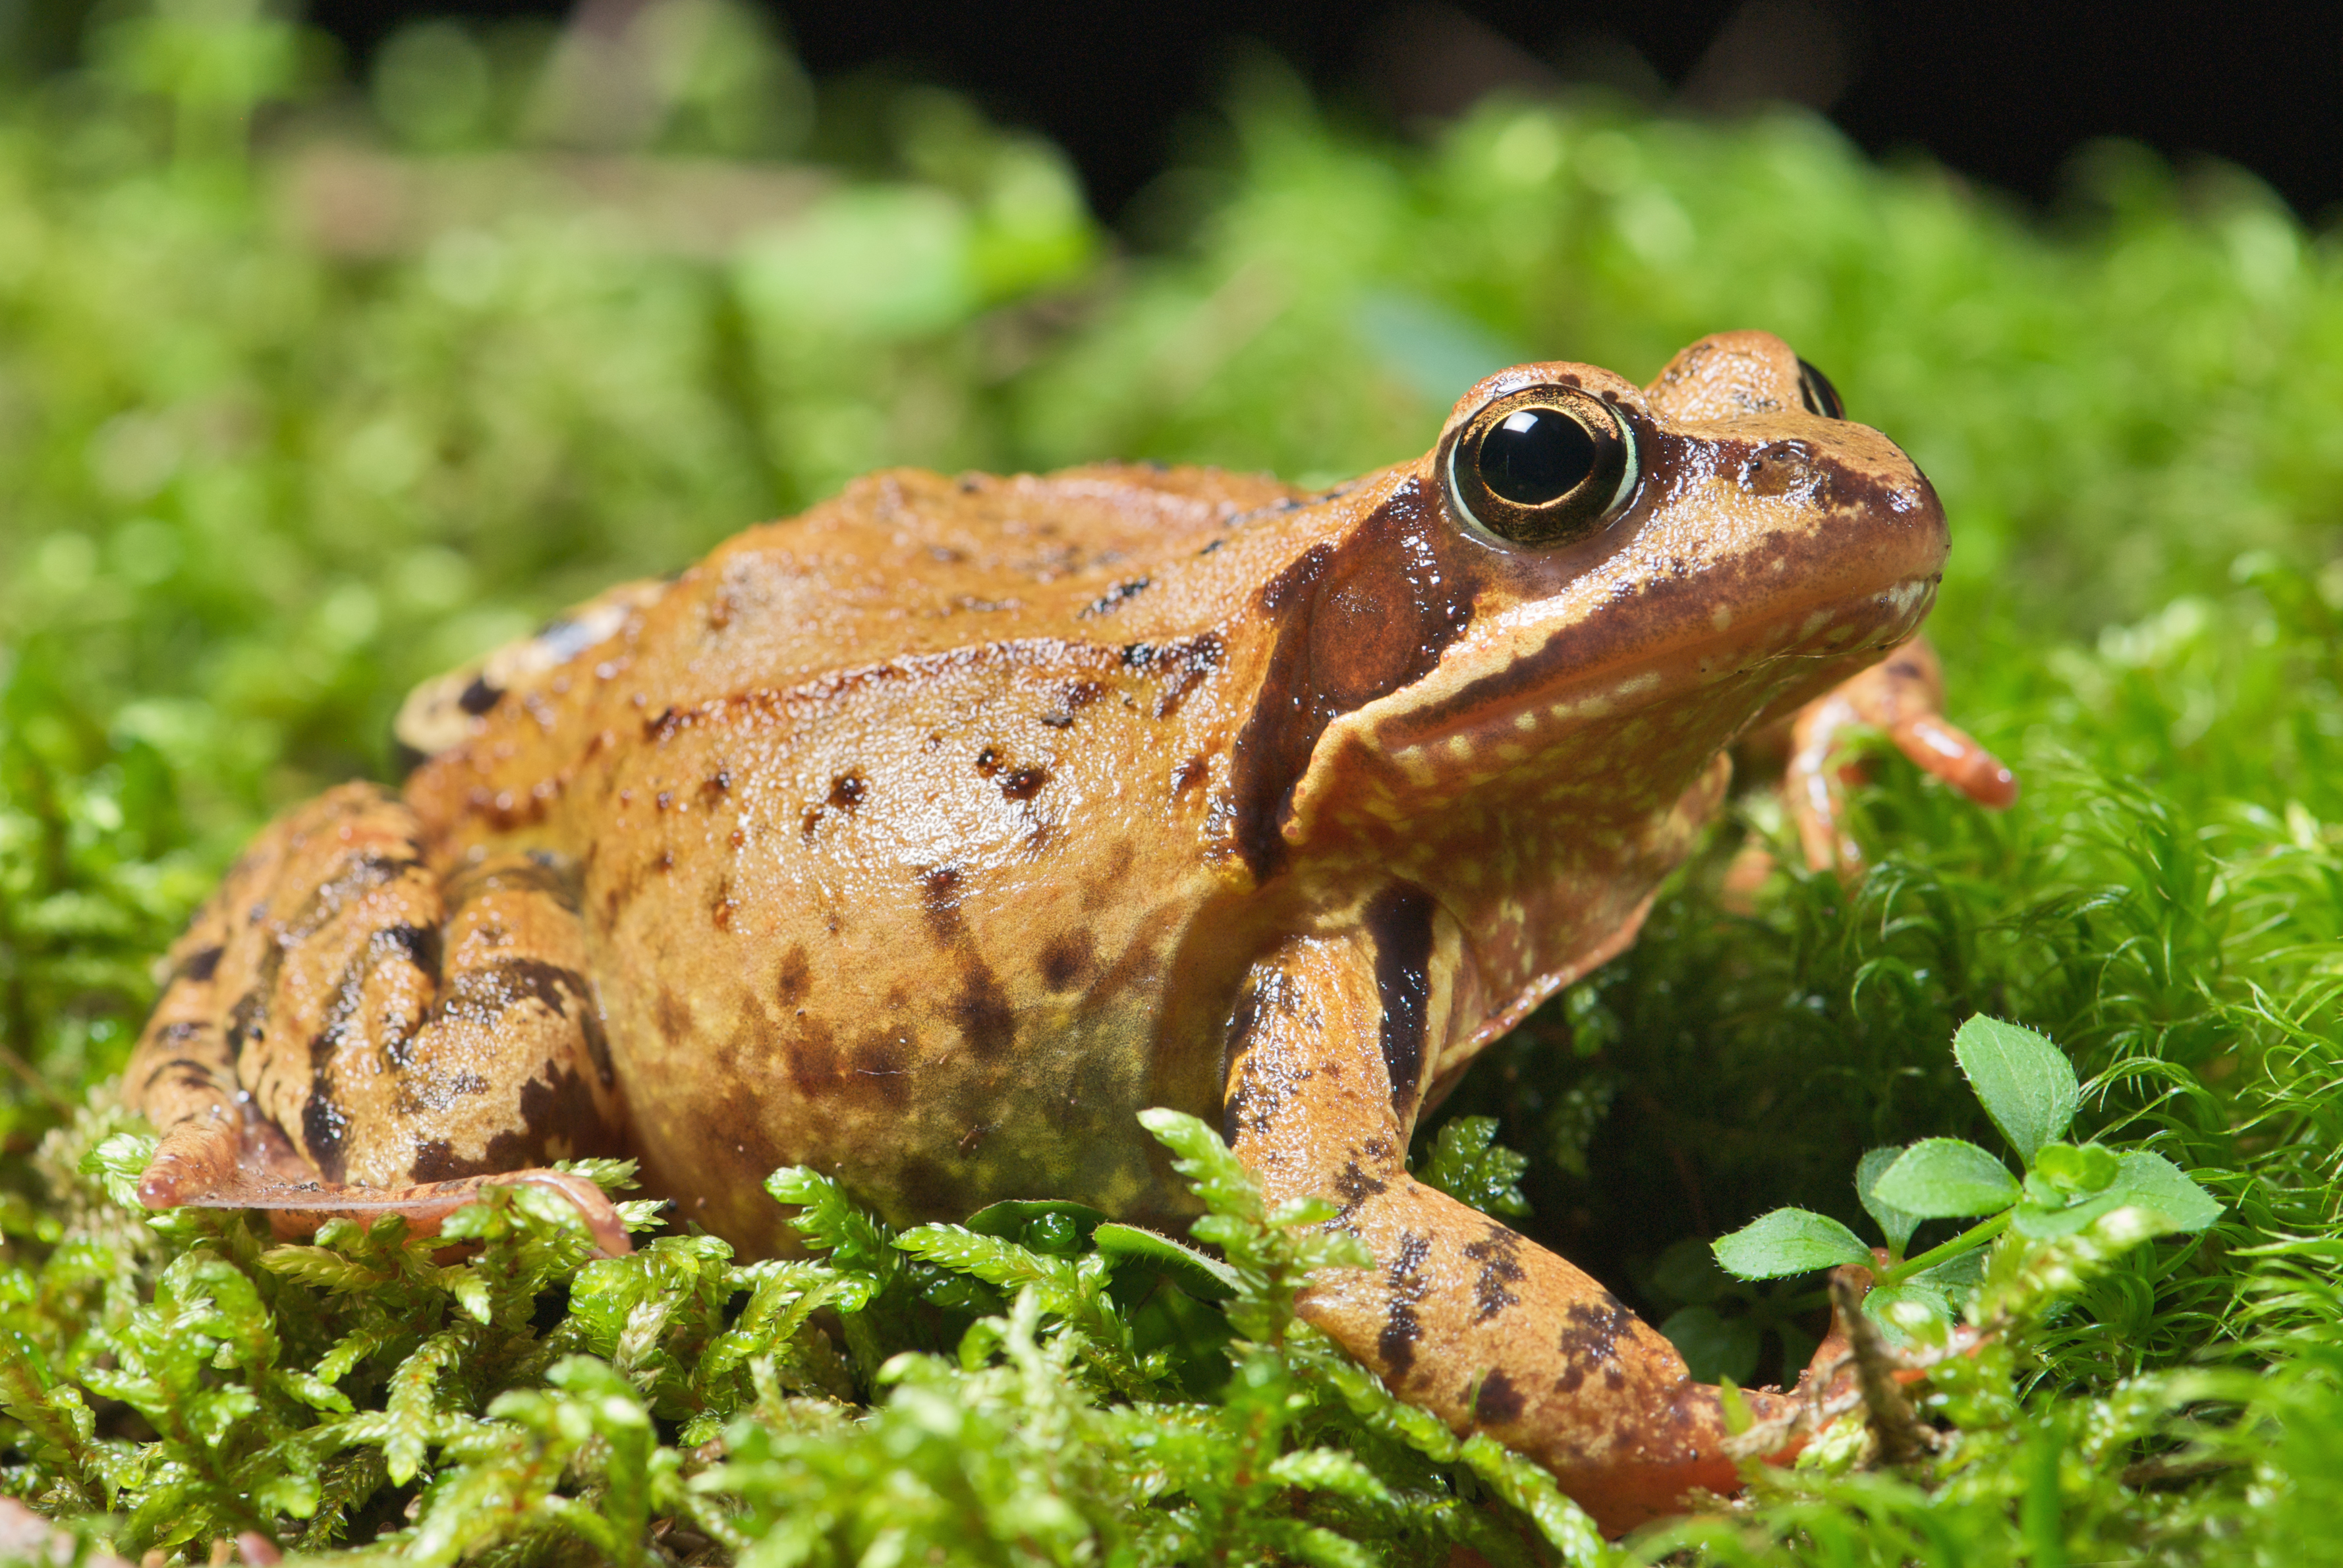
[1796,359,1845,420]
[1479,406,1597,505]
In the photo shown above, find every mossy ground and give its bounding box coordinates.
[4,2,2343,1562]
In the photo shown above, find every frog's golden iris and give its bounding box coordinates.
[1442,381,1637,547]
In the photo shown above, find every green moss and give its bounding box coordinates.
[5,1,2343,1561]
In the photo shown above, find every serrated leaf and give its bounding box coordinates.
[1953,1015,2081,1159]
[1458,1432,1609,1562]
[1091,1222,1238,1300]
[2106,1150,2222,1233]
[1874,1138,2021,1218]
[1855,1146,1923,1253]
[1712,1208,1873,1279]
[383,1331,462,1486]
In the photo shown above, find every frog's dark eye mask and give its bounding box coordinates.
[1444,385,1638,547]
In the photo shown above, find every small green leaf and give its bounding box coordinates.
[2105,1150,2222,1233]
[1712,1208,1873,1280]
[960,1199,1108,1245]
[1264,1447,1393,1503]
[1855,1146,1923,1254]
[1091,1222,1238,1300]
[1658,1305,1760,1384]
[766,1166,899,1283]
[1953,1015,2081,1160]
[2035,1140,2120,1195]
[1874,1138,2021,1218]
[1137,1108,1262,1224]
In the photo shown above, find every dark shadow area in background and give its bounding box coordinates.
[265,0,2343,225]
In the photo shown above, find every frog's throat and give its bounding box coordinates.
[1275,568,1938,849]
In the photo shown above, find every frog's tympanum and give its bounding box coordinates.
[127,333,2013,1532]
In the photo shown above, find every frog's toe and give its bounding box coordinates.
[144,1145,633,1255]
[1887,711,2018,808]
[1783,635,2016,872]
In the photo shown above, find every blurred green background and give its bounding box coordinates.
[7,1,2343,1554]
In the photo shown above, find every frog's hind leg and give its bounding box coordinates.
[126,783,632,1253]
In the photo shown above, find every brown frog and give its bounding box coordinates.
[126,331,2013,1532]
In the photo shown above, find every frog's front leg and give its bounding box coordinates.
[1779,636,2016,870]
[126,783,631,1252]
[1223,911,1812,1536]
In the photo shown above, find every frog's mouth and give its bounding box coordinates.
[1339,562,1942,802]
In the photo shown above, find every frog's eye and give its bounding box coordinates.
[1796,359,1845,420]
[1446,387,1637,547]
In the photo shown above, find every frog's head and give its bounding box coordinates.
[1247,330,1945,899]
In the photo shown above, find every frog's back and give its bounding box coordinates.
[399,464,1303,758]
[398,462,1311,1248]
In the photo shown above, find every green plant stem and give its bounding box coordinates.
[1875,1212,2014,1290]
[1780,1211,2015,1314]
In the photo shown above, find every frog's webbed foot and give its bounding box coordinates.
[125,783,633,1254]
[1753,635,2016,877]
[139,1111,631,1255]
[1222,921,1823,1536]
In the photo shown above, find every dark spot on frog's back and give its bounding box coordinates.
[1081,577,1151,617]
[955,964,1017,1059]
[776,943,811,1005]
[920,866,965,933]
[1038,931,1094,991]
[1378,1229,1432,1379]
[1463,1225,1526,1322]
[459,676,502,715]
[787,1026,843,1095]
[1122,633,1222,718]
[897,1155,962,1220]
[655,986,692,1044]
[1000,765,1048,800]
[1473,1368,1526,1426]
[1556,1293,1633,1371]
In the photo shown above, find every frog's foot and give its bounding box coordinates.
[1224,922,1824,1536]
[124,782,633,1254]
[1782,636,2016,872]
[140,1111,631,1254]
